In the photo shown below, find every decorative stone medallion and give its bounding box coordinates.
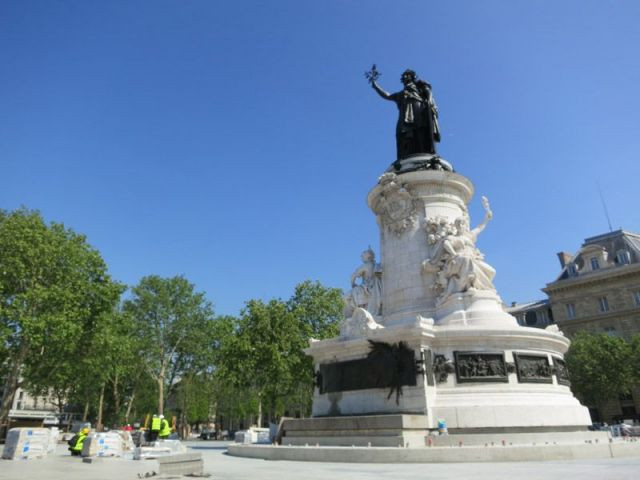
[454,351,509,383]
[372,173,419,236]
[514,353,553,384]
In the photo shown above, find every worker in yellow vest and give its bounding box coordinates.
[149,414,161,442]
[159,415,171,439]
[68,427,90,456]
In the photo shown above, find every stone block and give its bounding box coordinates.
[157,453,203,476]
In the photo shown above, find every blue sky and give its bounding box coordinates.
[2,1,640,316]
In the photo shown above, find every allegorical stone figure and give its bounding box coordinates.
[344,247,383,317]
[368,66,440,160]
[423,197,497,302]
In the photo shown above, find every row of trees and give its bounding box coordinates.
[0,208,344,435]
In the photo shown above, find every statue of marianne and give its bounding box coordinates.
[368,66,440,160]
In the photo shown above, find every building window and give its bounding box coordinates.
[536,310,549,325]
[567,264,578,277]
[604,326,617,336]
[566,303,576,319]
[598,296,610,313]
[616,250,631,265]
[590,257,600,270]
[634,291,640,307]
[525,311,537,326]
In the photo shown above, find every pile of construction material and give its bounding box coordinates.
[234,427,270,444]
[134,439,187,459]
[81,430,136,458]
[2,428,52,460]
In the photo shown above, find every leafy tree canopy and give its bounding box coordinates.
[566,332,635,407]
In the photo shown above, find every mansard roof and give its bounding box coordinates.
[554,229,640,282]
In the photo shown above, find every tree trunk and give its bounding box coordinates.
[112,372,120,425]
[82,400,90,422]
[96,383,105,431]
[158,377,164,415]
[257,395,262,428]
[56,392,64,415]
[124,391,135,424]
[0,343,28,436]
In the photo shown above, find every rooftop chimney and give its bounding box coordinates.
[557,252,572,268]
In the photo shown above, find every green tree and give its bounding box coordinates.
[287,280,343,340]
[214,281,344,426]
[124,275,216,415]
[0,208,123,433]
[286,280,344,416]
[217,299,307,426]
[630,335,640,385]
[565,332,635,413]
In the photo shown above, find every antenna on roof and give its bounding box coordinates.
[596,181,613,232]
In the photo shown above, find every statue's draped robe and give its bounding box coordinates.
[390,84,439,158]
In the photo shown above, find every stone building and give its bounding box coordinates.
[0,381,63,430]
[506,299,554,329]
[542,229,640,422]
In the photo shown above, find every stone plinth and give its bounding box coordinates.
[368,170,474,325]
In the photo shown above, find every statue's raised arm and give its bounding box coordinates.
[470,196,493,240]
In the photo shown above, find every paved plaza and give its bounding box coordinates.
[0,440,639,480]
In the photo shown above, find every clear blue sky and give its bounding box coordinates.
[2,1,639,316]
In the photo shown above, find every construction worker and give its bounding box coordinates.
[159,414,171,439]
[68,427,90,456]
[149,414,161,442]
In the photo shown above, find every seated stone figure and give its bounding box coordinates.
[423,197,496,303]
[344,247,383,318]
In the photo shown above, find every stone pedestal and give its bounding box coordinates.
[305,169,591,433]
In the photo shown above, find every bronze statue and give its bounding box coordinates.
[366,65,441,161]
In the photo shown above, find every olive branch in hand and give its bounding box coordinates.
[365,64,380,84]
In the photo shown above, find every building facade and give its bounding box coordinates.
[542,229,640,422]
[506,299,554,329]
[0,382,63,429]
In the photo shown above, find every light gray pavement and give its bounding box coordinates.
[1,440,640,480]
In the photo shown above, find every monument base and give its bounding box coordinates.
[306,320,592,431]
[278,414,428,447]
[227,435,640,463]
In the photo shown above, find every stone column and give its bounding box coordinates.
[367,170,473,326]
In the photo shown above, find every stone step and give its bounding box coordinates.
[285,428,413,437]
[281,435,412,447]
[282,414,428,432]
[428,431,611,447]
